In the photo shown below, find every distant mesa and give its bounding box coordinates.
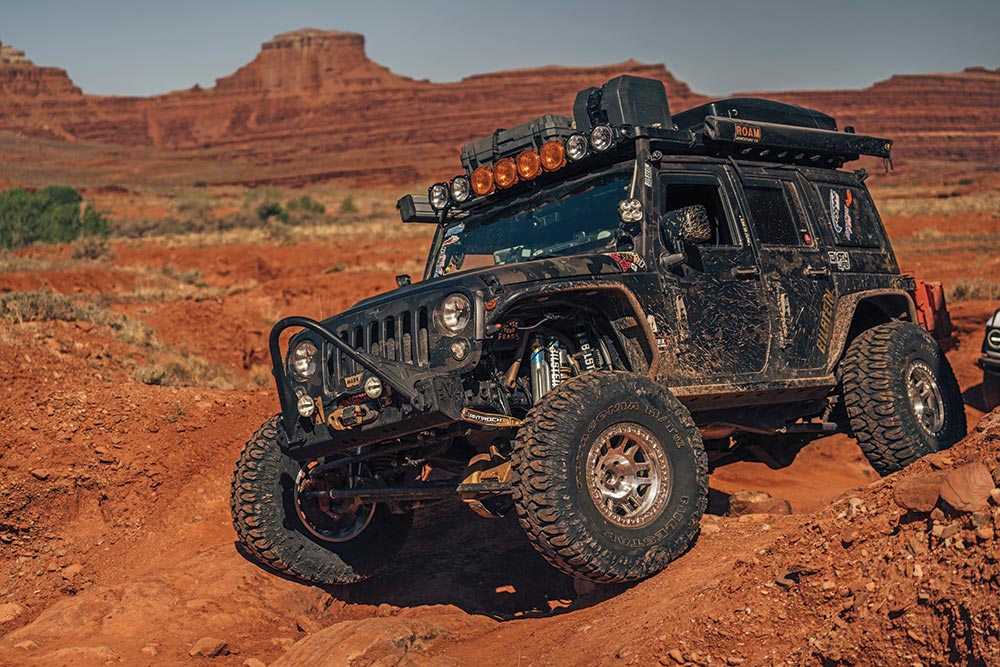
[0,29,997,184]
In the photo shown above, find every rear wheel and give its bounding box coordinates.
[511,371,708,583]
[230,415,412,585]
[839,322,966,476]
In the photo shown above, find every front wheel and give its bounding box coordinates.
[839,321,966,476]
[230,415,412,585]
[511,371,708,583]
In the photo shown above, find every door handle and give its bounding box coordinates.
[804,266,831,279]
[731,266,760,280]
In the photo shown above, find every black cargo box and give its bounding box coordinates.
[460,114,575,173]
[674,97,837,133]
[574,75,671,134]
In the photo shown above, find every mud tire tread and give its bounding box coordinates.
[511,371,708,583]
[230,415,411,585]
[839,321,966,476]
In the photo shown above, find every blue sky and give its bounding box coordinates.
[4,0,998,97]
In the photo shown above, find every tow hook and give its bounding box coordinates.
[328,403,379,430]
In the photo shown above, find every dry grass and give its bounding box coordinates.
[1,289,237,389]
[948,278,1000,302]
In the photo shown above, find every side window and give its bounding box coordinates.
[814,182,884,248]
[661,181,736,247]
[744,182,805,246]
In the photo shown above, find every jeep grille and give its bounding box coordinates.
[330,307,431,383]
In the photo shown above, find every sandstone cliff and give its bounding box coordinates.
[0,31,997,187]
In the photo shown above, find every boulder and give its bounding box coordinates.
[728,491,792,517]
[939,463,994,512]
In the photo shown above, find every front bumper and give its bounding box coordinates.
[980,354,1000,374]
[269,316,469,460]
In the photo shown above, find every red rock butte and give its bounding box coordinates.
[0,30,998,186]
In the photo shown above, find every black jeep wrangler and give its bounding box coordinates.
[231,75,966,585]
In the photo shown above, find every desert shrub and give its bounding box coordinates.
[173,189,216,218]
[257,201,288,223]
[72,235,113,260]
[287,195,326,214]
[948,278,1000,302]
[0,186,109,249]
[0,290,96,322]
[339,195,358,214]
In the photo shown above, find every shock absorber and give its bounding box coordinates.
[574,327,601,371]
[547,338,563,391]
[529,335,551,403]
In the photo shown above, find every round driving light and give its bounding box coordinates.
[450,338,470,360]
[291,340,318,380]
[590,124,614,152]
[364,376,383,399]
[429,183,449,210]
[494,158,518,189]
[438,293,472,335]
[989,329,1000,350]
[566,134,588,161]
[471,166,495,196]
[618,198,643,223]
[516,150,542,180]
[450,176,471,203]
[539,140,566,172]
[296,392,316,418]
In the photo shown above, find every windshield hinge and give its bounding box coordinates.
[482,273,503,295]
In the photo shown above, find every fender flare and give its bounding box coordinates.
[487,281,660,378]
[825,288,917,374]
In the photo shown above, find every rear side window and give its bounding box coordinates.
[814,183,884,248]
[744,183,804,246]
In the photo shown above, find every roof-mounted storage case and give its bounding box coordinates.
[460,114,575,173]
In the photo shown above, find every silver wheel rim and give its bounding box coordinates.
[906,360,946,435]
[294,468,376,543]
[585,422,671,529]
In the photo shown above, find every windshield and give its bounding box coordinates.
[428,168,633,278]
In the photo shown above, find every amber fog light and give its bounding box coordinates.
[494,158,518,189]
[471,166,495,196]
[539,140,566,171]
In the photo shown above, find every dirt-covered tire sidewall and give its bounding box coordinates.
[840,322,966,476]
[984,371,1000,411]
[230,415,412,585]
[512,371,708,583]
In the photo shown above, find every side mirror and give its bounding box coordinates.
[661,205,711,245]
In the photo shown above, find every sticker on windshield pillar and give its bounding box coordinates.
[445,223,465,237]
[607,252,647,273]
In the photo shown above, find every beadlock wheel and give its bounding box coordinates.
[906,359,946,436]
[585,423,671,529]
[294,467,376,543]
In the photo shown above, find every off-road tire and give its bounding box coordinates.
[983,371,1000,411]
[839,321,966,476]
[511,371,708,583]
[230,415,412,585]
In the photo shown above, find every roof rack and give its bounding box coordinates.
[397,75,893,221]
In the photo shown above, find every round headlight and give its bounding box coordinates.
[438,293,472,335]
[618,198,643,223]
[450,176,471,203]
[364,376,383,399]
[429,183,449,210]
[291,340,318,380]
[591,124,614,152]
[566,134,588,161]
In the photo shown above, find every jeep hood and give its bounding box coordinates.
[339,252,642,318]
